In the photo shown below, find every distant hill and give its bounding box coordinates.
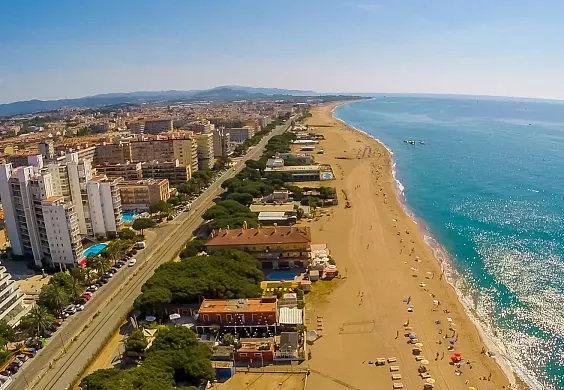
[0,86,318,117]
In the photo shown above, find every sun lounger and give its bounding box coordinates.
[391,374,402,380]
[390,366,400,372]
[393,383,404,389]
[421,373,431,379]
[376,358,386,365]
[415,356,425,361]
[387,357,397,363]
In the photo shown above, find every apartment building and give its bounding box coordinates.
[0,162,84,268]
[127,121,145,134]
[188,122,214,134]
[95,142,132,164]
[95,138,198,174]
[41,196,83,267]
[0,265,30,326]
[144,119,173,134]
[258,115,272,129]
[141,160,191,184]
[229,127,255,144]
[95,162,143,180]
[206,226,311,269]
[117,178,170,210]
[213,127,232,158]
[86,176,123,238]
[195,133,215,170]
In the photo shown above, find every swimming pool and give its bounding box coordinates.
[83,243,108,257]
[266,272,297,281]
[122,211,137,223]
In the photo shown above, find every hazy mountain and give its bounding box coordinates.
[0,86,318,117]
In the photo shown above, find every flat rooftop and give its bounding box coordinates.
[199,298,277,314]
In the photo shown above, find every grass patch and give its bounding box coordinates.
[305,279,342,307]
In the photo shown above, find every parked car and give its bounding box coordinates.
[110,267,119,273]
[75,304,85,311]
[64,305,77,315]
[79,294,92,301]
[128,258,137,267]
[103,272,114,278]
[15,354,28,362]
[98,278,108,285]
[87,285,98,292]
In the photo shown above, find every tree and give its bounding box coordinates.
[118,228,136,241]
[0,319,16,348]
[86,254,111,277]
[38,284,70,315]
[135,250,263,312]
[149,200,172,215]
[179,238,207,258]
[125,329,148,353]
[19,305,56,337]
[222,334,235,346]
[132,218,156,234]
[104,239,131,265]
[226,192,253,206]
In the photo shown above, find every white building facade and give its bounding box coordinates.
[86,176,123,238]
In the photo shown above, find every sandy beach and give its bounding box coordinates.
[302,102,519,390]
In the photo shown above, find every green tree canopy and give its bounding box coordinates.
[132,218,156,233]
[81,327,213,390]
[179,238,207,258]
[19,306,56,337]
[149,200,172,215]
[125,329,148,353]
[38,284,70,315]
[135,250,262,312]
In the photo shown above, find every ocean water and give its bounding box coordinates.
[335,97,564,390]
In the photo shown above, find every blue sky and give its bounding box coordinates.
[1,0,563,103]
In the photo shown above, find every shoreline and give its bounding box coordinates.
[330,101,539,389]
[302,101,521,390]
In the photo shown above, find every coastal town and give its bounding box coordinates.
[0,95,515,390]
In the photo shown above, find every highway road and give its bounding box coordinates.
[9,120,291,390]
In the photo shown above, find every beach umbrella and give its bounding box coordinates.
[426,378,436,384]
[450,356,458,362]
[449,339,456,345]
[421,360,429,365]
[409,333,416,339]
[454,352,461,357]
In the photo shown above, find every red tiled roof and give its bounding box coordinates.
[206,226,311,247]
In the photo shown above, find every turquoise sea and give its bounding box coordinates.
[335,97,564,390]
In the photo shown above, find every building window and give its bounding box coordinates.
[239,353,247,357]
[216,314,221,323]
[254,353,261,357]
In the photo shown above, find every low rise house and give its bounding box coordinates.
[234,338,274,364]
[264,165,321,182]
[206,226,311,269]
[195,298,278,333]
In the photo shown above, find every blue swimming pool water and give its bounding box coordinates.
[122,211,137,223]
[266,272,297,281]
[83,243,108,257]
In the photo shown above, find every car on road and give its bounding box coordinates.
[128,258,137,266]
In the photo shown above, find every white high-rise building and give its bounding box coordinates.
[0,265,31,326]
[41,196,83,267]
[86,176,123,239]
[0,160,84,268]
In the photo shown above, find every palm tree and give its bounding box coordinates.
[38,284,69,315]
[19,306,56,337]
[85,254,111,277]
